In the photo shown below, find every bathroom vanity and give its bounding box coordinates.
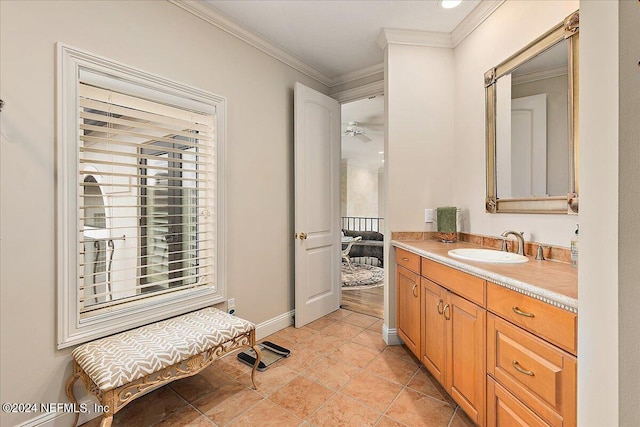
[393,239,577,427]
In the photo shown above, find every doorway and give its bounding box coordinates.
[340,95,385,318]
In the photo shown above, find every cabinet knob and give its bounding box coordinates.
[402,257,409,262]
[412,284,418,297]
[437,299,444,315]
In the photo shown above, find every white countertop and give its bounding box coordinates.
[392,239,578,314]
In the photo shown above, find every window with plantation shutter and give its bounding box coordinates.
[57,45,226,348]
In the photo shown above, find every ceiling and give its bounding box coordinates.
[341,96,385,170]
[199,0,492,85]
[175,1,503,169]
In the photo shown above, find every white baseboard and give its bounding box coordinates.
[16,310,297,427]
[382,325,403,345]
[15,395,99,427]
[255,309,295,340]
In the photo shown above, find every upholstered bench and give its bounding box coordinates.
[65,307,261,427]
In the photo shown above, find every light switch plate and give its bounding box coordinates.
[424,209,434,223]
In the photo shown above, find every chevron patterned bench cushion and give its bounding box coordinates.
[71,308,255,391]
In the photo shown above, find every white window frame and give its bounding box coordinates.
[56,44,227,349]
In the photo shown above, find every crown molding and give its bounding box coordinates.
[330,63,384,87]
[330,80,384,104]
[451,0,506,47]
[168,0,333,86]
[512,64,568,85]
[377,28,453,49]
[377,0,505,50]
[170,0,505,87]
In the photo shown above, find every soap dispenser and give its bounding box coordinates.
[570,224,579,267]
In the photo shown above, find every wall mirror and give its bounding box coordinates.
[485,11,579,214]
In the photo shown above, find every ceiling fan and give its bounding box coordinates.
[343,121,372,142]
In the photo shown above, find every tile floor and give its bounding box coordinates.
[81,309,474,427]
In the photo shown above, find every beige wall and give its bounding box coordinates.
[578,2,619,424]
[384,43,456,328]
[0,1,326,425]
[452,0,579,247]
[618,0,640,424]
[342,160,380,218]
[579,0,640,424]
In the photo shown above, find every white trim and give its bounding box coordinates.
[376,0,505,51]
[512,64,568,85]
[329,63,384,87]
[382,324,403,346]
[451,0,506,47]
[56,44,228,348]
[255,310,295,340]
[168,0,504,86]
[15,395,98,427]
[21,310,294,426]
[330,80,385,104]
[168,0,332,86]
[377,28,453,49]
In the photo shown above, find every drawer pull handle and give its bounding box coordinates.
[402,257,410,262]
[512,306,535,318]
[437,299,444,315]
[512,360,535,376]
[412,284,418,297]
[443,303,451,320]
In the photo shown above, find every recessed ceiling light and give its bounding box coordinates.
[378,151,384,154]
[440,0,462,9]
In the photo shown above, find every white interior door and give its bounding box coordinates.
[294,82,341,327]
[511,94,547,197]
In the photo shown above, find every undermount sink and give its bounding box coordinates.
[448,248,528,264]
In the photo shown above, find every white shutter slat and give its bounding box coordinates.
[78,82,216,316]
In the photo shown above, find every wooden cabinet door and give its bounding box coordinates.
[488,377,551,427]
[397,265,420,358]
[447,293,486,426]
[421,277,447,384]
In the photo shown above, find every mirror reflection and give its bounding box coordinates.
[485,10,578,214]
[496,40,569,199]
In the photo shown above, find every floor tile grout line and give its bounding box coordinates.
[84,307,466,427]
[447,405,461,427]
[163,384,217,426]
[172,361,265,427]
[155,383,199,423]
[295,384,340,424]
[403,367,459,407]
[378,384,411,427]
[218,395,267,427]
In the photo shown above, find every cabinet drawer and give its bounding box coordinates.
[396,248,421,274]
[422,258,485,306]
[487,314,576,426]
[487,377,552,427]
[486,282,576,355]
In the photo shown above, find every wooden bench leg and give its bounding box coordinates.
[250,344,262,389]
[99,414,113,427]
[65,369,81,427]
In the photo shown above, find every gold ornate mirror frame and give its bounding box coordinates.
[485,11,579,214]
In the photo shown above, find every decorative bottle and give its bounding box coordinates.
[570,224,579,267]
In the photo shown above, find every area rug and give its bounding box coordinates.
[342,262,384,289]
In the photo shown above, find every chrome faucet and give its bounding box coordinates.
[500,230,525,256]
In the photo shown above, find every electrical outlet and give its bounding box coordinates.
[227,298,236,315]
[424,208,434,223]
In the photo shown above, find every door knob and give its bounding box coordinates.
[299,232,308,240]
